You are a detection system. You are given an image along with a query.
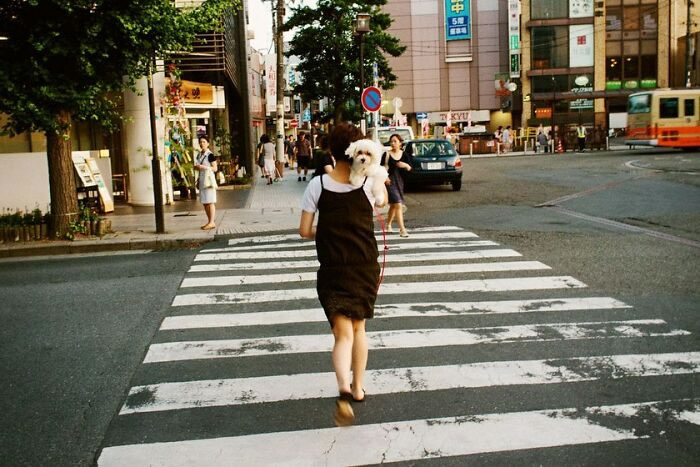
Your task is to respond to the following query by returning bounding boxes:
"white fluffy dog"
[345,139,388,206]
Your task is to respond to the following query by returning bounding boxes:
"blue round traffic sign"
[361,86,382,112]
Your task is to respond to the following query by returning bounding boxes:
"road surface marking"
[144,319,687,363]
[161,297,631,330]
[202,240,499,256]
[122,352,700,413]
[190,249,523,270]
[172,276,586,306]
[100,399,699,466]
[180,261,551,288]
[225,226,465,245]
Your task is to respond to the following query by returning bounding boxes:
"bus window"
[659,98,679,118]
[684,99,695,117]
[628,93,651,114]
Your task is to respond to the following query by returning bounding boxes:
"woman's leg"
[386,204,397,231]
[351,319,367,401]
[208,203,216,226]
[330,314,354,394]
[396,202,407,233]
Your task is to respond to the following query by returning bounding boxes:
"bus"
[626,88,700,149]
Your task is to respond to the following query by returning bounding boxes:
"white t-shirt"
[301,174,377,213]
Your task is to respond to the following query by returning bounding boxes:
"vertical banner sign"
[445,0,471,41]
[508,0,521,78]
[569,24,594,67]
[569,0,594,18]
[265,54,277,116]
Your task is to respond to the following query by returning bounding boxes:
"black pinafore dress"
[315,175,380,326]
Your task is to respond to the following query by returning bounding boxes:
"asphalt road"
[0,249,196,466]
[2,148,699,466]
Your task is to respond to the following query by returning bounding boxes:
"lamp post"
[356,12,370,132]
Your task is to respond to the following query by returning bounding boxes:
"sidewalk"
[0,170,309,258]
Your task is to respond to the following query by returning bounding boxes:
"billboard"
[569,24,594,68]
[445,0,471,41]
[265,54,277,116]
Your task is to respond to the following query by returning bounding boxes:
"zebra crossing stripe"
[161,297,631,330]
[121,352,700,414]
[99,399,699,466]
[143,319,688,363]
[225,226,465,246]
[172,276,586,306]
[189,249,523,271]
[180,261,552,288]
[214,232,482,252]
[202,240,499,256]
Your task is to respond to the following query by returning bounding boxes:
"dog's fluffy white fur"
[345,139,388,206]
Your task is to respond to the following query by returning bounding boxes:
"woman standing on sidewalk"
[382,133,411,237]
[260,134,276,185]
[299,123,388,427]
[195,136,217,230]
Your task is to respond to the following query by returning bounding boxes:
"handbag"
[203,169,217,189]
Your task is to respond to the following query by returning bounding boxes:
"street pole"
[275,0,285,163]
[686,0,694,87]
[360,35,365,134]
[147,57,165,233]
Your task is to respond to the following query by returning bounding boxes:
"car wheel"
[451,178,462,191]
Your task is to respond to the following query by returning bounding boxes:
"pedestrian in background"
[382,133,412,237]
[296,132,312,181]
[274,135,285,181]
[299,123,388,427]
[502,125,512,153]
[285,135,295,168]
[577,124,587,152]
[260,134,276,185]
[195,136,217,230]
[537,125,549,153]
[495,126,503,154]
[311,134,334,178]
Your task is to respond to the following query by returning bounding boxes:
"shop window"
[640,55,657,79]
[641,39,656,55]
[624,56,639,78]
[531,0,567,19]
[532,26,568,69]
[531,75,569,93]
[685,99,695,117]
[607,41,622,56]
[660,98,679,119]
[606,8,622,40]
[607,57,623,80]
[641,6,657,38]
[623,41,639,55]
[623,7,640,30]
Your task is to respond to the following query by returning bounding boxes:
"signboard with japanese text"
[180,80,213,104]
[445,0,471,41]
[265,54,277,116]
[569,0,593,18]
[427,109,490,124]
[569,24,594,67]
[508,0,521,78]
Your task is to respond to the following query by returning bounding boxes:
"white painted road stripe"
[214,232,482,252]
[161,297,631,330]
[172,276,586,306]
[180,261,551,288]
[144,319,688,363]
[201,240,499,257]
[100,400,698,466]
[225,226,466,245]
[189,249,523,270]
[121,352,700,414]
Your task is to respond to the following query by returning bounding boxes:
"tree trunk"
[46,111,79,238]
[333,104,344,126]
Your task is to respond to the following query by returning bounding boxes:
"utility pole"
[147,57,165,233]
[275,0,285,163]
[686,0,694,88]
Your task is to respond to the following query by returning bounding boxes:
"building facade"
[383,0,511,133]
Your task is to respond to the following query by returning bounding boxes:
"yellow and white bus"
[626,88,700,149]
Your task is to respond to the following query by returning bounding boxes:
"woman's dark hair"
[317,134,329,150]
[199,136,209,143]
[260,134,270,144]
[329,123,363,161]
[389,133,403,143]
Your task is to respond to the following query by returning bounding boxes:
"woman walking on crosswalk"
[299,123,388,426]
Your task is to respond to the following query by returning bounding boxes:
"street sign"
[361,86,382,113]
[289,119,299,128]
[416,112,428,120]
[302,107,311,122]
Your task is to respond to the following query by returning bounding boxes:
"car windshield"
[378,129,412,145]
[410,141,456,157]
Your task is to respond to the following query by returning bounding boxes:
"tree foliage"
[285,0,405,123]
[0,0,238,136]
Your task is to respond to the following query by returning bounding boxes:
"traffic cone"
[556,139,563,154]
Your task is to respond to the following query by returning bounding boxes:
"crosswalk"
[98,225,699,465]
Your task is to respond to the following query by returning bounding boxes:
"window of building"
[640,55,657,79]
[606,2,657,87]
[532,26,568,69]
[531,75,570,93]
[531,0,568,20]
[660,98,679,118]
[685,99,696,117]
[607,57,623,80]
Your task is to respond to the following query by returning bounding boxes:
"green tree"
[0,0,237,236]
[285,0,405,125]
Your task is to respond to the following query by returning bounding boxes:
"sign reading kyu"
[181,80,213,104]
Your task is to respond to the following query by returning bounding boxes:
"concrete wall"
[0,152,111,213]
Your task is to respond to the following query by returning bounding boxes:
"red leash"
[374,208,388,293]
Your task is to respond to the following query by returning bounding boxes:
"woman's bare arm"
[299,210,316,239]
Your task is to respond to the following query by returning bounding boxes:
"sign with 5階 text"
[445,0,471,41]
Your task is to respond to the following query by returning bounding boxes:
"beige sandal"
[334,393,355,427]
